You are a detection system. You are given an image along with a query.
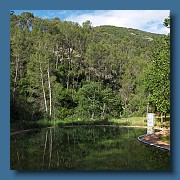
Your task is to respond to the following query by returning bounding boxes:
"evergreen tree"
[10,12,169,125]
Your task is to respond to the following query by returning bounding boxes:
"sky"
[13,10,170,34]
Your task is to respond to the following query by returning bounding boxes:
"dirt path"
[139,129,170,150]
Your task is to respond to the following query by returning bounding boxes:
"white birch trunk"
[101,103,106,120]
[39,56,48,113]
[47,61,52,118]
[55,54,59,69]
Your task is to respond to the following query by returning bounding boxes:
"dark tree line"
[10,12,170,123]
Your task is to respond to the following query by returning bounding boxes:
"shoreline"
[11,125,171,151]
[138,129,170,150]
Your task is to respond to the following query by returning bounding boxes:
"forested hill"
[95,25,162,40]
[10,12,170,123]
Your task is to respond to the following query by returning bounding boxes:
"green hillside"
[10,12,170,129]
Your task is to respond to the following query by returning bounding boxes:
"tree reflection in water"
[10,126,170,170]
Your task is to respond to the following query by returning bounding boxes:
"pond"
[10,126,171,170]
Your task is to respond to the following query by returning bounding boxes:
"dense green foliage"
[143,16,170,120]
[10,12,170,124]
[145,35,170,113]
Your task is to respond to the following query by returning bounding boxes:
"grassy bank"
[11,118,113,133]
[109,117,146,126]
[110,116,170,128]
[11,116,170,133]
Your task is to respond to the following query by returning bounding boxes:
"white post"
[147,113,155,127]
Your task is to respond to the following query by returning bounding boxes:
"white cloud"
[65,10,170,34]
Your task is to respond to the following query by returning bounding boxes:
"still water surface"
[11,126,170,170]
